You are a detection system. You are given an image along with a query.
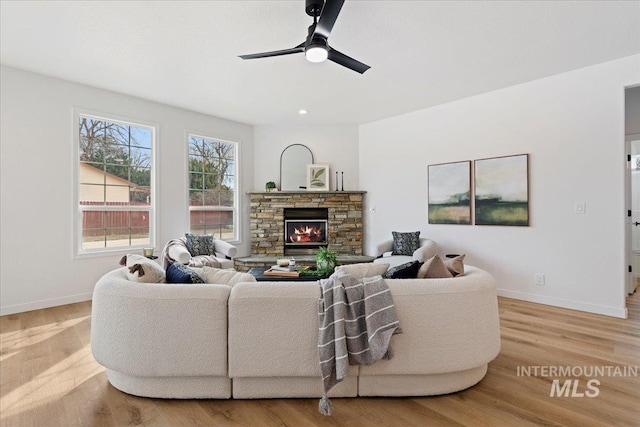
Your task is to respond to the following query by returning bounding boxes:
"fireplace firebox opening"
[283,208,329,255]
[286,220,327,244]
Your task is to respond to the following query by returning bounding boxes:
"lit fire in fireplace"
[288,225,325,243]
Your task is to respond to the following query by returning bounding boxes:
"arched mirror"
[280,144,313,190]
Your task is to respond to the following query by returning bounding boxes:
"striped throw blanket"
[317,271,401,415]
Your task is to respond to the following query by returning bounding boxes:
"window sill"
[74,245,150,260]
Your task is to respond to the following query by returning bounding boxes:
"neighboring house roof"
[79,162,136,187]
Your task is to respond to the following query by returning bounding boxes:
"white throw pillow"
[335,262,390,280]
[195,266,256,286]
[168,244,192,264]
[120,254,165,283]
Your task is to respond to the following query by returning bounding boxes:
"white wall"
[0,66,254,315]
[360,54,640,318]
[253,125,359,191]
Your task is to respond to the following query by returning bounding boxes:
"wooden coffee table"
[247,267,328,282]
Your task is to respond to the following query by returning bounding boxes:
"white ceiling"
[1,1,639,126]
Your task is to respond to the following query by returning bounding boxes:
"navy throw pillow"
[166,262,204,284]
[384,260,422,279]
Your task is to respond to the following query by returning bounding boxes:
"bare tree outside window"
[188,135,237,240]
[78,115,154,251]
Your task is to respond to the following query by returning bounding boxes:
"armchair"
[373,238,438,268]
[163,236,237,269]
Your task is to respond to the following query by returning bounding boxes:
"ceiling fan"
[239,0,370,74]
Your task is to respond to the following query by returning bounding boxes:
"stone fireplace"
[248,191,365,257]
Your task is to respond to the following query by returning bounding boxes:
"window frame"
[186,131,240,244]
[73,108,158,258]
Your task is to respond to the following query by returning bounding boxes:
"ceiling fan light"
[305,45,328,63]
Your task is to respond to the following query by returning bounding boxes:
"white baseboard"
[0,293,93,316]
[497,289,628,319]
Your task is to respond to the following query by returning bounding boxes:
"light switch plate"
[575,202,586,214]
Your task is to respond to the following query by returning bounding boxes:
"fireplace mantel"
[247,190,367,195]
[247,191,366,257]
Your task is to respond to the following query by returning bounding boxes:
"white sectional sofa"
[91,265,501,399]
[163,236,237,269]
[373,238,438,268]
[91,268,232,398]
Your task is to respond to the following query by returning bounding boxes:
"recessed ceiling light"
[298,109,308,115]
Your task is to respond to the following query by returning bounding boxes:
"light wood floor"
[1,293,638,426]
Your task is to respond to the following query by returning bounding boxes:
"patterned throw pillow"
[185,233,215,256]
[384,260,422,279]
[391,231,421,256]
[166,262,205,284]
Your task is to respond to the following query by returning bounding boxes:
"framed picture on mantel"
[306,164,330,191]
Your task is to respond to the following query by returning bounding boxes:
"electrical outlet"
[575,202,586,214]
[535,274,545,286]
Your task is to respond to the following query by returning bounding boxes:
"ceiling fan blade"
[328,48,370,74]
[314,0,345,39]
[239,44,305,60]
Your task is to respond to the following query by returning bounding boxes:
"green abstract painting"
[428,161,471,225]
[475,154,529,226]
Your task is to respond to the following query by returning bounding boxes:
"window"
[76,114,155,253]
[188,134,238,241]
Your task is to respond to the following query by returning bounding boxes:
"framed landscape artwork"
[306,164,330,191]
[474,154,529,226]
[428,161,471,224]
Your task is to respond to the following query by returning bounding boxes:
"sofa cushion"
[445,254,466,277]
[335,262,389,279]
[166,262,205,284]
[119,254,165,283]
[373,255,413,269]
[194,266,256,286]
[189,255,224,269]
[417,255,453,279]
[185,233,215,256]
[384,261,421,279]
[392,231,420,256]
